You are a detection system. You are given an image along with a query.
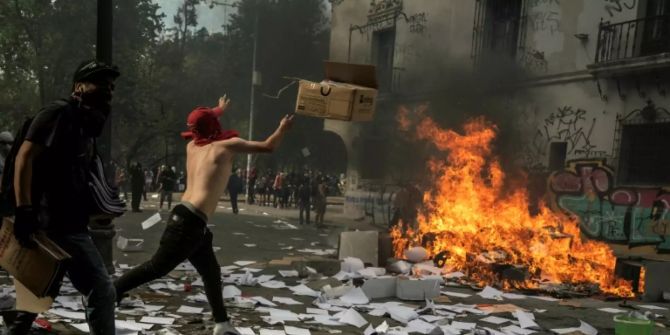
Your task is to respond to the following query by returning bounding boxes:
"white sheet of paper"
[289,284,319,297]
[241,267,264,273]
[142,304,164,312]
[244,244,257,248]
[272,296,303,305]
[338,308,368,328]
[500,325,536,335]
[252,296,277,307]
[406,319,438,334]
[284,326,310,335]
[306,308,329,315]
[48,308,86,320]
[551,320,598,335]
[376,321,389,333]
[278,270,299,277]
[386,304,419,324]
[141,213,162,230]
[259,330,286,335]
[221,265,240,273]
[223,285,242,299]
[116,320,154,331]
[234,260,257,266]
[236,327,256,335]
[478,286,504,300]
[55,296,84,311]
[139,316,174,325]
[339,287,370,305]
[598,307,626,314]
[503,293,527,300]
[420,315,445,323]
[441,290,472,298]
[177,305,204,314]
[513,311,539,329]
[261,281,287,289]
[481,315,512,325]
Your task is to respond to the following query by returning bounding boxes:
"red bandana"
[180,106,239,146]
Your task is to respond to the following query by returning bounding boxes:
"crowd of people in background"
[106,160,342,227]
[234,168,342,226]
[111,162,185,212]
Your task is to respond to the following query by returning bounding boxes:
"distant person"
[273,172,283,208]
[247,168,257,204]
[314,176,327,226]
[227,169,243,214]
[143,168,154,200]
[298,175,311,225]
[0,131,14,181]
[130,162,144,212]
[115,165,128,199]
[115,95,294,335]
[157,165,176,210]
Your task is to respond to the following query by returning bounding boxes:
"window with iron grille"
[472,0,525,64]
[641,0,670,56]
[617,122,670,185]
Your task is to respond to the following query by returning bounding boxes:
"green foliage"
[0,0,331,172]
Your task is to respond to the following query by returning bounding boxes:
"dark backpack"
[0,117,35,217]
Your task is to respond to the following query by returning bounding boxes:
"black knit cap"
[72,59,120,83]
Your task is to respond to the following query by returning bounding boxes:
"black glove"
[13,205,40,248]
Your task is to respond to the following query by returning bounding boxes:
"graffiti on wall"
[521,106,606,167]
[520,49,549,73]
[603,0,637,17]
[528,10,561,35]
[549,159,670,253]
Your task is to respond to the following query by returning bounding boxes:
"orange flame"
[393,107,632,297]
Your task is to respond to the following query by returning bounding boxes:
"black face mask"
[81,107,109,138]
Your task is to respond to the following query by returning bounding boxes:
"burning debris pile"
[393,107,633,297]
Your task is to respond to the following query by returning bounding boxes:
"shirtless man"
[114,96,294,335]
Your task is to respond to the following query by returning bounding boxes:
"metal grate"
[595,14,670,63]
[617,122,670,185]
[471,0,525,65]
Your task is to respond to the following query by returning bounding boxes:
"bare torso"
[181,140,234,218]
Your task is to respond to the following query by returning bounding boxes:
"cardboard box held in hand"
[295,61,378,122]
[0,217,70,298]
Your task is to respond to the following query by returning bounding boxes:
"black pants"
[299,199,310,224]
[114,205,228,322]
[230,192,239,213]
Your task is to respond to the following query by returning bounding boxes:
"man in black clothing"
[9,60,119,335]
[227,169,243,214]
[158,165,176,210]
[130,162,144,212]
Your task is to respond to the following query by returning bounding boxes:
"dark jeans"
[114,204,228,322]
[230,192,239,214]
[8,233,116,335]
[299,199,310,224]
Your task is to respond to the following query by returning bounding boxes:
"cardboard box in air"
[295,61,378,122]
[0,218,70,298]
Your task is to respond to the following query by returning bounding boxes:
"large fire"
[392,106,633,297]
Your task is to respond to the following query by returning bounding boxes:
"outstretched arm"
[226,114,294,154]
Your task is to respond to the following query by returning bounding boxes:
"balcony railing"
[596,14,670,64]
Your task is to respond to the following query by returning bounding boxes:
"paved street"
[1,194,670,334]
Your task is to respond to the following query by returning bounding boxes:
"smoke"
[393,53,534,184]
